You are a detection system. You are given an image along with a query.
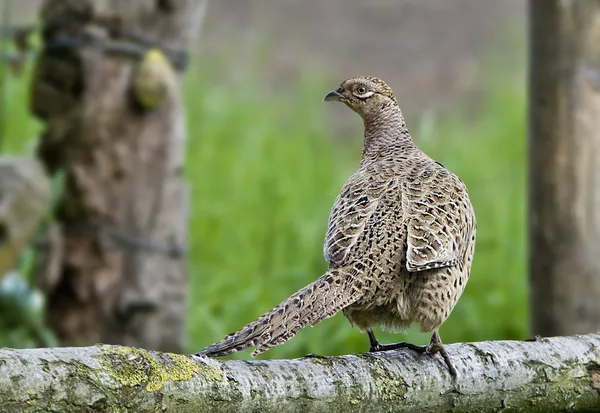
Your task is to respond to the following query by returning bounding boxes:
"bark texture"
[29,0,206,351]
[0,335,599,412]
[0,156,51,277]
[529,0,600,335]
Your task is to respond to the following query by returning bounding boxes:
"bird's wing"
[323,172,386,266]
[402,164,475,272]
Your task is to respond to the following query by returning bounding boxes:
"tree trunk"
[0,156,51,277]
[529,0,600,335]
[0,335,599,412]
[29,0,206,352]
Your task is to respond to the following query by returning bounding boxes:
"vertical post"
[529,0,600,336]
[31,0,206,351]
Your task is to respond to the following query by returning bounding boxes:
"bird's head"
[323,76,398,118]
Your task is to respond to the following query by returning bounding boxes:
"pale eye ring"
[357,86,367,94]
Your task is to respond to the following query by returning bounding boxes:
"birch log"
[0,334,599,412]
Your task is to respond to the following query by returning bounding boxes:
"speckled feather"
[197,76,476,358]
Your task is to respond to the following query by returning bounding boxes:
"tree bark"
[0,335,599,412]
[29,0,206,352]
[529,0,600,335]
[0,156,51,278]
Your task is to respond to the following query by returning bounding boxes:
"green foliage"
[0,64,41,154]
[0,57,526,358]
[0,271,57,347]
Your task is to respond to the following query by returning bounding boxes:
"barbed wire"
[0,23,36,81]
[0,50,35,63]
[0,22,189,71]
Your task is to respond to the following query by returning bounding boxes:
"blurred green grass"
[0,57,526,358]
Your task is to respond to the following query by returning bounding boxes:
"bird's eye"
[352,85,374,99]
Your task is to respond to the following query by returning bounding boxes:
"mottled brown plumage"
[196,76,477,376]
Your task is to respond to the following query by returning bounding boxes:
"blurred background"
[0,0,526,359]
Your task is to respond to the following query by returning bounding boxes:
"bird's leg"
[367,329,457,377]
[368,329,381,351]
[425,330,457,377]
[367,328,427,353]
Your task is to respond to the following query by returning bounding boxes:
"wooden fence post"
[529,0,600,335]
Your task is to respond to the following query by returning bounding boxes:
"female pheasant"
[196,76,477,376]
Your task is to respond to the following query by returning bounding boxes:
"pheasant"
[196,76,477,376]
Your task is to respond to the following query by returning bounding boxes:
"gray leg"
[367,329,380,351]
[425,330,457,377]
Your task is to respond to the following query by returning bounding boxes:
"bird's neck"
[361,105,416,161]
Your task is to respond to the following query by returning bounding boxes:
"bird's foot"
[525,335,545,342]
[367,329,426,353]
[369,341,427,354]
[368,335,457,377]
[302,352,325,359]
[425,342,457,377]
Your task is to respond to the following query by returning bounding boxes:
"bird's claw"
[302,352,325,359]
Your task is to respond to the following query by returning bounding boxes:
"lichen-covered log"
[0,334,599,412]
[29,0,207,352]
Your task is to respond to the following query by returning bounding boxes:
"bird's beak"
[323,89,344,102]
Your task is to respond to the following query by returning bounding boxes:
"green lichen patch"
[8,373,23,388]
[304,355,336,367]
[194,359,224,383]
[369,358,408,402]
[97,345,223,393]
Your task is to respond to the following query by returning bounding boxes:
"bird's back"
[324,152,476,333]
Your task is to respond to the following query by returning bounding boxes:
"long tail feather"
[196,267,361,357]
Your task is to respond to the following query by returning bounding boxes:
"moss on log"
[0,334,599,412]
